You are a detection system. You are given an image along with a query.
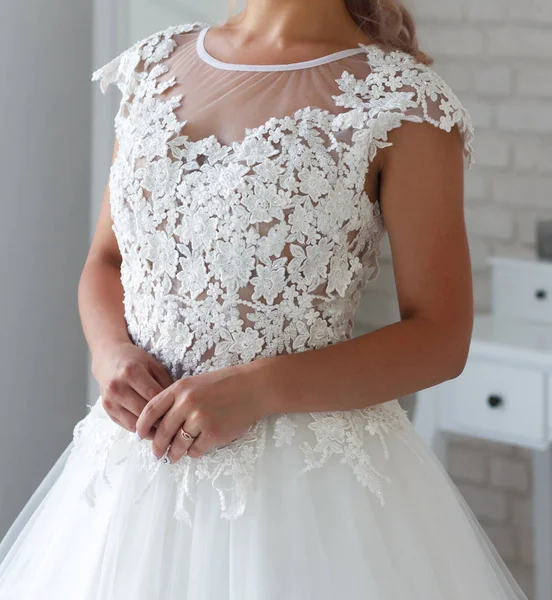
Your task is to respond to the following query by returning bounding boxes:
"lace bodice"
[78,22,475,523]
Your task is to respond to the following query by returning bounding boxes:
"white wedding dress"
[0,21,529,600]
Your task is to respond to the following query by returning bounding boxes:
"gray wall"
[0,1,93,536]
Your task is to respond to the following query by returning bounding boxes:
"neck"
[225,0,366,48]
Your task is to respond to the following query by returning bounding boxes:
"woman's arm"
[254,120,474,415]
[79,138,174,434]
[78,139,129,360]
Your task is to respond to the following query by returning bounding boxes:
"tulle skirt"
[0,395,528,600]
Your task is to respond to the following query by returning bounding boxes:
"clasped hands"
[136,361,271,462]
[94,342,273,463]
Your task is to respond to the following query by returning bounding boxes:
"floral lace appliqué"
[83,23,473,523]
[72,397,420,525]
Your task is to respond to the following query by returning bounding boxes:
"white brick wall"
[354,1,552,597]
[473,65,512,95]
[449,435,535,599]
[488,27,552,59]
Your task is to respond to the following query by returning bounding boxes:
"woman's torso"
[106,23,388,380]
[83,21,474,521]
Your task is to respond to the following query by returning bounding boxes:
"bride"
[0,0,530,598]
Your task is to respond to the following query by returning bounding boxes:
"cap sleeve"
[402,66,475,168]
[91,47,135,97]
[333,47,475,169]
[91,22,206,98]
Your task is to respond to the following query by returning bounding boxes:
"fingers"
[135,385,176,443]
[126,364,167,438]
[120,386,149,417]
[102,377,150,432]
[102,359,170,432]
[129,363,167,403]
[166,421,200,463]
[147,360,174,390]
[125,362,173,438]
[140,416,163,441]
[102,383,139,431]
[185,432,209,459]
[107,406,138,433]
[149,401,190,459]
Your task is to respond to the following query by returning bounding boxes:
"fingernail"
[134,432,142,441]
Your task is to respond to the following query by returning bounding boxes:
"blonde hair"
[345,0,432,64]
[226,0,432,65]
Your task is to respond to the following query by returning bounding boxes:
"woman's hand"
[134,360,270,462]
[92,341,174,436]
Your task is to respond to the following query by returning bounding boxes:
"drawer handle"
[535,288,548,300]
[487,394,503,408]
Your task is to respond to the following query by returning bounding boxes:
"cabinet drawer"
[491,256,552,323]
[439,358,546,447]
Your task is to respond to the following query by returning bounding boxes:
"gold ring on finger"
[180,426,194,441]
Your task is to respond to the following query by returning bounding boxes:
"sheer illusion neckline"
[195,25,367,72]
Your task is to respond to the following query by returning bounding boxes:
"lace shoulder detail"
[91,22,206,96]
[333,45,475,168]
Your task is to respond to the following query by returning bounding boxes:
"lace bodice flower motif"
[76,22,474,523]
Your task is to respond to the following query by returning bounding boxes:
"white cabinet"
[439,357,547,448]
[491,256,552,324]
